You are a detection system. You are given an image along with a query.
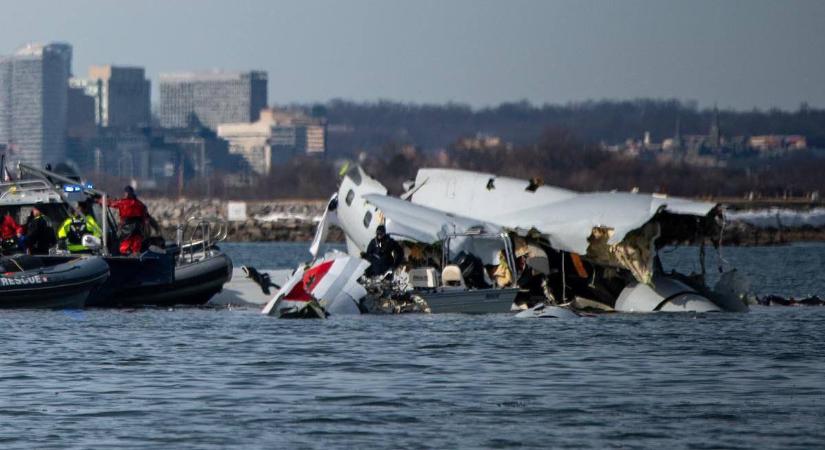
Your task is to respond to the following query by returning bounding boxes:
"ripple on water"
[0,243,824,449]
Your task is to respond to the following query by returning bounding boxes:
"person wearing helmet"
[57,202,103,253]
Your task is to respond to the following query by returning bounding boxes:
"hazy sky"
[1,0,823,110]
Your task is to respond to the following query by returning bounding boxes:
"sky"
[0,0,823,110]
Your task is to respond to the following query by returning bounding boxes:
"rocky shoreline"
[143,198,825,245]
[144,198,341,243]
[720,221,825,246]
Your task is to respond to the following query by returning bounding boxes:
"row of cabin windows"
[346,188,373,229]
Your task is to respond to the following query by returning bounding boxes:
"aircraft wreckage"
[262,166,748,318]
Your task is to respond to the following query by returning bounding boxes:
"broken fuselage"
[266,165,747,317]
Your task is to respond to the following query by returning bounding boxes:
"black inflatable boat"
[85,246,233,307]
[1,164,233,308]
[0,255,110,309]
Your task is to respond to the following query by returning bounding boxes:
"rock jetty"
[144,198,343,242]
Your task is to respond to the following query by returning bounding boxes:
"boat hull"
[419,287,519,314]
[0,256,110,309]
[87,251,233,307]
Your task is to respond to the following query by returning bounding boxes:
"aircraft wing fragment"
[362,193,502,244]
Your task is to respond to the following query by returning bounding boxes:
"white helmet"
[82,234,102,249]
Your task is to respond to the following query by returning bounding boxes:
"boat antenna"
[0,154,9,181]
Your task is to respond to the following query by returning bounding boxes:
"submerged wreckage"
[263,166,748,318]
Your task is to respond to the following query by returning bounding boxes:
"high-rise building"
[70,65,151,129]
[0,57,11,147]
[0,43,72,168]
[66,85,96,136]
[217,108,326,175]
[159,71,267,130]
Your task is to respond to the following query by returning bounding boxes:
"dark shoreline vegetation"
[85,99,825,200]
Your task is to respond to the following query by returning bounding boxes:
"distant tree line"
[357,128,825,198]
[312,98,825,156]
[126,131,825,200]
[125,99,825,200]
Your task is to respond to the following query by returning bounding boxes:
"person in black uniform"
[24,206,56,255]
[362,225,404,276]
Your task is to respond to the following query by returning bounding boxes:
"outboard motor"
[454,251,490,289]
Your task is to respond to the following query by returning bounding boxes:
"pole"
[101,193,109,256]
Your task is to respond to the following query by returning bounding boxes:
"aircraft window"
[346,189,355,206]
[363,211,372,228]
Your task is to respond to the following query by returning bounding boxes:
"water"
[658,242,825,298]
[1,243,824,449]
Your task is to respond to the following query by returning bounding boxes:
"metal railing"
[176,215,228,264]
[0,179,64,203]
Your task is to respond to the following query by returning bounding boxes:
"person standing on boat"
[23,206,56,255]
[362,224,404,276]
[0,211,23,253]
[58,202,103,253]
[109,186,160,256]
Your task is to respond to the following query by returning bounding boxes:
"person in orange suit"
[108,186,159,256]
[0,210,23,253]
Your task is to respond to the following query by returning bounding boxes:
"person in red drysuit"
[108,186,159,256]
[0,210,23,253]
[1,211,20,240]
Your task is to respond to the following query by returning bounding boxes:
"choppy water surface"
[1,243,824,449]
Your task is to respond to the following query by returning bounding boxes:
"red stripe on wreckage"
[283,260,336,302]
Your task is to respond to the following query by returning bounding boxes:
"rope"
[7,258,23,272]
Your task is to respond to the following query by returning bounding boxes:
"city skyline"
[0,42,71,168]
[0,0,823,111]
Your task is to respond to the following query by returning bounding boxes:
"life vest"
[66,217,87,244]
